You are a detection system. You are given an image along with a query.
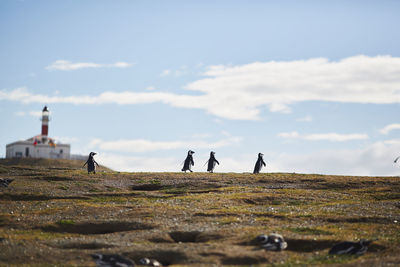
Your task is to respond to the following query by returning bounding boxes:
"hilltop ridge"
[0,158,112,171]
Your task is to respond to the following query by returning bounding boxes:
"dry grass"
[0,158,399,266]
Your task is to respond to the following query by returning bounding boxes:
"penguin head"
[89,152,97,157]
[268,233,284,244]
[210,151,215,156]
[360,239,374,246]
[188,150,195,155]
[258,153,264,157]
[139,258,150,265]
[256,234,268,244]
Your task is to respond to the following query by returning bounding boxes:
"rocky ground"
[0,158,399,266]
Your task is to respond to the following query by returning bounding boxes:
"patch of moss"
[0,166,8,173]
[56,219,75,225]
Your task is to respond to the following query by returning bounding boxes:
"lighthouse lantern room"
[6,106,70,159]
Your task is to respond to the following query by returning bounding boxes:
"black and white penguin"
[253,153,266,174]
[206,151,220,173]
[83,152,99,174]
[181,150,195,172]
[256,233,288,251]
[394,156,399,163]
[91,253,135,267]
[138,258,162,266]
[0,178,14,188]
[329,239,374,255]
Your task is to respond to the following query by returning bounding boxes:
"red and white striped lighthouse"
[41,106,50,136]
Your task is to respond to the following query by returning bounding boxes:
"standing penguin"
[83,152,99,174]
[206,151,220,173]
[253,153,266,174]
[182,150,195,172]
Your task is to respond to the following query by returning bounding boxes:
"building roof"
[6,135,70,147]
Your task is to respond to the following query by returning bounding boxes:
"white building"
[6,106,70,159]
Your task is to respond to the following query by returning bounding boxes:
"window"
[15,152,22,157]
[25,147,29,157]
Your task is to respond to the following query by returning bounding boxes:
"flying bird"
[91,253,135,267]
[0,178,14,188]
[256,233,288,251]
[329,239,375,255]
[83,152,99,174]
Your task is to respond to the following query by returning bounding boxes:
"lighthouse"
[5,106,71,159]
[41,106,50,137]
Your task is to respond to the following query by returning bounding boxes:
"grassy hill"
[0,159,399,266]
[0,158,112,171]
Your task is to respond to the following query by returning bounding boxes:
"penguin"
[253,153,266,174]
[256,233,288,251]
[329,239,375,255]
[394,156,400,163]
[206,151,220,173]
[91,253,135,267]
[181,150,195,172]
[0,178,14,188]
[83,152,99,174]
[138,258,162,266]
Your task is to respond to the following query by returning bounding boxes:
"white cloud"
[14,110,42,117]
[185,55,400,119]
[96,153,179,172]
[278,131,300,139]
[29,111,42,117]
[379,123,400,134]
[278,131,369,142]
[46,60,133,71]
[3,55,400,120]
[88,136,242,153]
[296,115,313,122]
[112,62,132,68]
[160,69,171,76]
[93,140,400,175]
[160,66,191,77]
[273,140,400,176]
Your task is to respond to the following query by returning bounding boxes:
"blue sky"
[1,0,400,175]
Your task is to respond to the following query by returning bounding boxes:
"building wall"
[6,142,70,159]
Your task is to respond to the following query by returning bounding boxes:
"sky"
[1,0,400,175]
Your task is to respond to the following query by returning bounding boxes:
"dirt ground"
[0,158,399,266]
